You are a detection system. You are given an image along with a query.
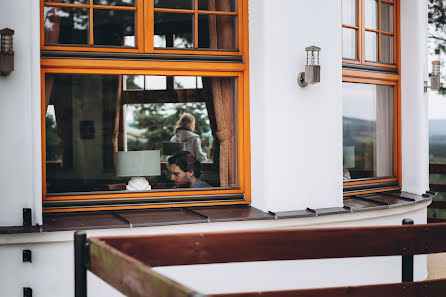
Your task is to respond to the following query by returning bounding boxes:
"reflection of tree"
[127,103,211,158]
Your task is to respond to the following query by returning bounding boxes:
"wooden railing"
[75,220,446,297]
[429,163,446,222]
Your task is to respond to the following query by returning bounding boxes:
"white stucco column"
[400,0,430,195]
[249,0,343,212]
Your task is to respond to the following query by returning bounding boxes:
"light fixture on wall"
[425,60,441,93]
[0,28,14,76]
[298,46,321,87]
[116,150,161,191]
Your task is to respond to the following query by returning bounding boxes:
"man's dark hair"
[167,151,201,178]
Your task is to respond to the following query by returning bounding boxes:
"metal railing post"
[402,219,414,282]
[75,231,88,297]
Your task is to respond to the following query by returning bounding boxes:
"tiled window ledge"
[0,191,435,234]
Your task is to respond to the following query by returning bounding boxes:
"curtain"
[375,85,394,177]
[103,76,123,169]
[44,0,62,112]
[208,0,236,187]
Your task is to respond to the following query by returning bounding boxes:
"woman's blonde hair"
[174,113,195,135]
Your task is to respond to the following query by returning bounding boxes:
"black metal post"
[74,231,88,297]
[23,208,32,228]
[402,218,414,282]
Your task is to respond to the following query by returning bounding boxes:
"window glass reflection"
[365,0,378,29]
[342,0,357,27]
[154,13,193,48]
[45,74,238,194]
[343,83,394,180]
[198,15,236,49]
[381,34,394,64]
[93,9,136,46]
[381,3,394,32]
[44,7,89,45]
[45,0,88,3]
[343,28,357,60]
[198,0,235,12]
[93,0,136,6]
[365,31,378,62]
[154,0,193,9]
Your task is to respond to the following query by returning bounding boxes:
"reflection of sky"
[343,83,376,121]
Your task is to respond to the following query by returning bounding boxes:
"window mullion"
[360,0,365,64]
[194,0,198,48]
[89,0,94,46]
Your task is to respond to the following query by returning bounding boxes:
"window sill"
[0,191,435,234]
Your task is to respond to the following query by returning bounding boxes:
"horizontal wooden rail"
[210,278,446,297]
[430,163,446,174]
[430,183,446,192]
[77,222,446,297]
[96,222,446,267]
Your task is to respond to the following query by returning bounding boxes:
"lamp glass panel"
[381,34,394,64]
[45,74,238,194]
[342,0,357,27]
[343,82,394,180]
[44,7,89,45]
[154,12,193,48]
[198,14,237,49]
[93,9,136,46]
[381,3,394,32]
[365,0,378,30]
[198,0,236,12]
[342,28,357,60]
[365,31,378,62]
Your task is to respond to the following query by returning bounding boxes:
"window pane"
[154,13,194,48]
[343,83,394,180]
[198,0,236,12]
[342,0,357,26]
[381,3,394,32]
[365,0,378,30]
[93,10,136,46]
[45,0,88,4]
[365,31,378,62]
[93,0,136,6]
[381,34,394,64]
[44,7,89,45]
[174,76,197,89]
[45,74,238,194]
[123,75,144,91]
[145,76,167,90]
[342,28,357,60]
[198,15,236,49]
[154,0,193,10]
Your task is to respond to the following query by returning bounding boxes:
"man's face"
[169,164,194,188]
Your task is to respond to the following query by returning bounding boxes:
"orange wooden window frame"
[41,0,145,53]
[342,0,399,68]
[342,70,401,194]
[40,0,247,56]
[41,59,251,211]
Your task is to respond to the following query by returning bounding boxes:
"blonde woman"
[170,113,208,162]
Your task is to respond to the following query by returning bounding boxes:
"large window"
[342,0,398,67]
[41,0,250,210]
[342,0,400,195]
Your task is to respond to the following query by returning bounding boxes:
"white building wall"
[0,0,42,226]
[249,0,343,212]
[400,0,430,195]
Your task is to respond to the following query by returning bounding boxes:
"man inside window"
[167,151,211,188]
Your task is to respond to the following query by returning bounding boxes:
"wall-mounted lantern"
[0,28,14,76]
[425,60,441,93]
[298,46,321,88]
